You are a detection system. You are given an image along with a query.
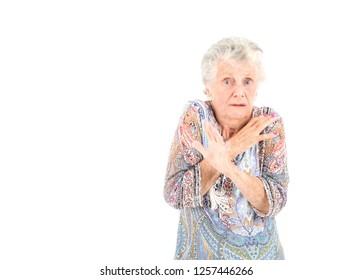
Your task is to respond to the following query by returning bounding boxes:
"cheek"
[248,93,256,101]
[209,87,223,100]
[247,87,257,99]
[215,94,228,105]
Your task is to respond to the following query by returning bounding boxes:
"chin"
[229,110,250,119]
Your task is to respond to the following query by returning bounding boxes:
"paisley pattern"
[164,100,289,260]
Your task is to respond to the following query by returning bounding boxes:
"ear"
[204,87,212,100]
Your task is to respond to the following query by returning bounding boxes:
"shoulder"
[183,99,211,113]
[252,106,281,118]
[180,99,212,121]
[253,106,285,133]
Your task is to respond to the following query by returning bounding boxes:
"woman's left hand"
[192,116,277,176]
[192,120,234,176]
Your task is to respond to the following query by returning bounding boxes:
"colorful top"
[164,100,289,260]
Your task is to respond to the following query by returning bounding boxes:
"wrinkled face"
[206,60,258,123]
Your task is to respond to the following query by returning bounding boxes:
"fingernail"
[273,131,279,135]
[271,113,276,118]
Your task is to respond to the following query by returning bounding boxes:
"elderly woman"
[164,37,289,260]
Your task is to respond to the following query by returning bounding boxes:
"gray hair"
[201,37,265,86]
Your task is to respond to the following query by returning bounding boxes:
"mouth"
[229,103,246,107]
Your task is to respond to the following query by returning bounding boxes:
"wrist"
[223,160,239,179]
[200,159,219,176]
[200,160,222,196]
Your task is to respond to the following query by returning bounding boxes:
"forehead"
[216,60,256,77]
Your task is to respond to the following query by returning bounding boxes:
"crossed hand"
[192,115,279,176]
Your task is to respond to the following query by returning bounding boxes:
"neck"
[216,115,251,140]
[207,101,253,140]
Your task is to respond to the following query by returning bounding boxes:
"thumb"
[192,140,208,157]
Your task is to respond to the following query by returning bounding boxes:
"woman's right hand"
[192,115,278,176]
[227,114,279,160]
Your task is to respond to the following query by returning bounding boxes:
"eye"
[223,78,233,86]
[243,78,253,86]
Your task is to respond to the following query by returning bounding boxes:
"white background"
[1,1,352,279]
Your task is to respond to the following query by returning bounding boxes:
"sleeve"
[254,109,290,218]
[163,101,205,209]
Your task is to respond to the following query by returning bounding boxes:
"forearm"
[165,165,204,209]
[224,164,269,215]
[199,160,221,196]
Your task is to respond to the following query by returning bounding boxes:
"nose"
[232,83,245,97]
[232,90,245,97]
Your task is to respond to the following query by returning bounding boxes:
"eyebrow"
[220,71,254,77]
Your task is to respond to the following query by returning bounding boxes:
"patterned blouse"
[164,100,289,260]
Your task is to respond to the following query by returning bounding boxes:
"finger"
[243,116,269,134]
[254,115,280,133]
[203,121,216,143]
[203,120,222,143]
[201,120,212,141]
[245,116,260,128]
[257,131,279,142]
[192,140,208,157]
[208,123,224,143]
[224,141,234,154]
